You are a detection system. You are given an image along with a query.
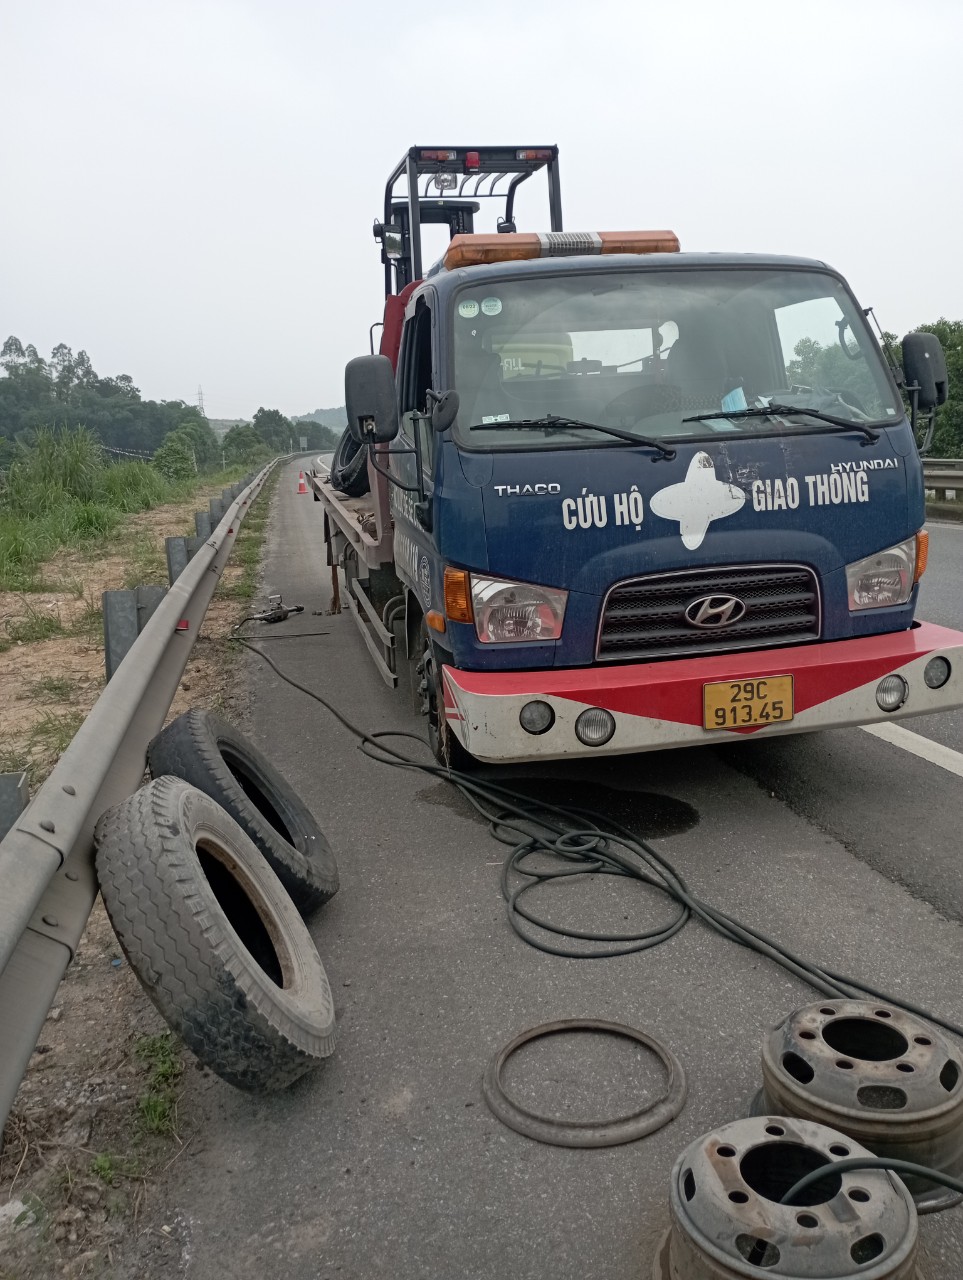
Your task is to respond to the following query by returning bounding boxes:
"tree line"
[786,319,963,456]
[0,337,342,479]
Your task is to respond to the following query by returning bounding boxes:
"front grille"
[596,565,820,662]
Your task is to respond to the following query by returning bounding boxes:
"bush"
[66,500,122,539]
[0,422,252,588]
[5,426,104,514]
[152,432,196,482]
[101,460,170,512]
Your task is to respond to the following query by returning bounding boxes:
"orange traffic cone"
[297,471,308,494]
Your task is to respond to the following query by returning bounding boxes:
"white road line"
[315,455,330,475]
[861,722,963,780]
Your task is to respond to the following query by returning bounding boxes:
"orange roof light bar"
[444,230,680,270]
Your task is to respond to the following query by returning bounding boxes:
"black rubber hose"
[235,636,963,1040]
[781,1157,963,1207]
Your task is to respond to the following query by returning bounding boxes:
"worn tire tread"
[95,778,336,1091]
[148,709,338,914]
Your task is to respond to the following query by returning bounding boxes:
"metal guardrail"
[0,463,275,1134]
[923,458,963,502]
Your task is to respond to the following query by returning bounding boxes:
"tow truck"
[311,144,963,765]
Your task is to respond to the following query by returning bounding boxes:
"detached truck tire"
[148,709,338,915]
[95,777,337,1091]
[329,427,370,497]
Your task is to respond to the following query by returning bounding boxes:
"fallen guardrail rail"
[0,462,275,1135]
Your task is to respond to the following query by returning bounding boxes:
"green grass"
[122,531,167,589]
[134,1032,183,1137]
[215,469,277,602]
[90,1153,116,1184]
[27,675,76,701]
[68,593,104,638]
[3,604,66,646]
[29,711,85,756]
[0,426,257,590]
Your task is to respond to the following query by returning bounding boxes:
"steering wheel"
[603,383,682,423]
[825,387,869,415]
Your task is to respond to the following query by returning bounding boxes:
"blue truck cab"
[313,146,963,765]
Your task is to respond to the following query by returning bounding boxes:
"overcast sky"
[3,0,961,421]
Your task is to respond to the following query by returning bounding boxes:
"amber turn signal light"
[444,568,473,623]
[915,530,929,583]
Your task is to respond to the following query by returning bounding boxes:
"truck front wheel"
[416,625,475,772]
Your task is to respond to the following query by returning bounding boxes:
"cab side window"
[400,300,434,473]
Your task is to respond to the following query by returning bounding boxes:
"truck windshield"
[452,268,903,449]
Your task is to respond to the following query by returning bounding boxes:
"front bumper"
[441,622,963,763]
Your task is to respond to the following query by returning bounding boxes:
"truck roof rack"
[373,146,562,297]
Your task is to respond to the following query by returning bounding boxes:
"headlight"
[845,537,917,611]
[471,574,568,644]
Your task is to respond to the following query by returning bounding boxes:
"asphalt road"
[160,464,963,1278]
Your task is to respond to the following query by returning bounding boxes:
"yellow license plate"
[703,675,794,731]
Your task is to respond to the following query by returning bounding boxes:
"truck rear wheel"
[416,624,475,772]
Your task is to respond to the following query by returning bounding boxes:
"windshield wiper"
[469,415,676,459]
[681,404,880,443]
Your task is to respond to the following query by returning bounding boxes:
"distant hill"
[294,406,347,430]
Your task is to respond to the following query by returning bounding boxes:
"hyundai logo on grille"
[684,594,747,629]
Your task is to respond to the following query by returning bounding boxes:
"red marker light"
[464,151,480,171]
[175,620,190,632]
[516,149,553,161]
[420,149,457,163]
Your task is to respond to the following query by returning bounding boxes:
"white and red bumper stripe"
[441,622,963,764]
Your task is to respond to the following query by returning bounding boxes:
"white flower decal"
[650,452,745,550]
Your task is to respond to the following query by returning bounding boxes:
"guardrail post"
[165,536,189,585]
[103,585,169,681]
[195,510,213,540]
[0,773,28,841]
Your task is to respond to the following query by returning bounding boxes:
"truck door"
[391,297,438,610]
[397,298,435,493]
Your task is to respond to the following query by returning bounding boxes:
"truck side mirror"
[428,389,460,433]
[902,333,948,410]
[345,355,399,443]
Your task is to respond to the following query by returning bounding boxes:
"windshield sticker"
[650,452,745,550]
[482,413,511,424]
[481,296,502,316]
[458,299,480,319]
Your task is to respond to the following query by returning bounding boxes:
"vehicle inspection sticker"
[458,299,480,319]
[481,296,503,316]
